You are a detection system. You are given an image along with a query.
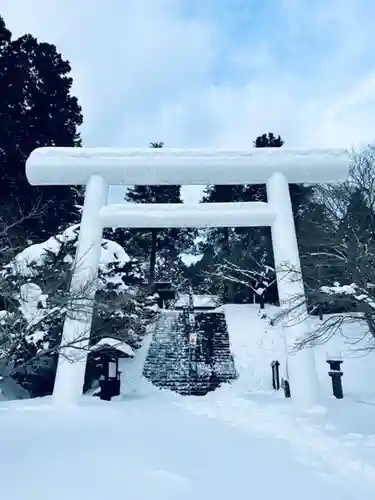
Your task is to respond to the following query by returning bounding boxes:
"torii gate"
[26,147,350,407]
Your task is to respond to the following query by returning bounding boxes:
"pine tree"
[0,226,157,396]
[110,142,195,286]
[253,134,334,306]
[338,188,375,285]
[0,16,11,49]
[200,185,244,301]
[248,132,312,214]
[199,133,285,303]
[244,132,285,202]
[254,132,284,148]
[0,16,83,245]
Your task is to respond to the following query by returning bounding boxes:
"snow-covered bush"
[0,225,157,396]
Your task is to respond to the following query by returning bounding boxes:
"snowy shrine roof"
[90,338,135,357]
[174,294,220,309]
[26,147,351,186]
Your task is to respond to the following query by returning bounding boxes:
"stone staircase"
[143,309,237,395]
[195,312,237,388]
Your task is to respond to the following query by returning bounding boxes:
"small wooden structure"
[86,338,134,400]
[153,281,176,309]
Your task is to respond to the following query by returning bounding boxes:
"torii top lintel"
[26,147,351,186]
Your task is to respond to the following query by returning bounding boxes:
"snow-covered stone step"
[143,310,236,395]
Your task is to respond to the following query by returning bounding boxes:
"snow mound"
[222,304,285,394]
[0,376,30,401]
[119,332,160,398]
[309,314,375,399]
[221,304,375,401]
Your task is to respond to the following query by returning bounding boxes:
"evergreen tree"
[244,132,285,202]
[254,132,284,148]
[337,188,375,285]
[197,132,327,304]
[0,226,156,396]
[250,133,331,305]
[0,16,83,245]
[200,186,245,301]
[247,132,312,215]
[199,133,285,303]
[109,142,195,286]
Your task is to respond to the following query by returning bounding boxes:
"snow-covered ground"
[1,304,375,499]
[222,303,375,399]
[1,391,375,500]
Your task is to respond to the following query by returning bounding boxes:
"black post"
[271,360,280,390]
[318,305,323,321]
[99,378,112,401]
[326,359,344,399]
[260,295,265,310]
[282,378,291,398]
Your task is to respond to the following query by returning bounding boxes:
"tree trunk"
[260,294,265,309]
[223,228,235,302]
[148,229,157,286]
[364,311,375,341]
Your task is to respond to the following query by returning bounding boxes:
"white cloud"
[1,0,216,145]
[2,0,375,203]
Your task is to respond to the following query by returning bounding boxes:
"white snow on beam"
[26,147,351,186]
[99,202,275,228]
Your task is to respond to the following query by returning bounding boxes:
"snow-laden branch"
[321,282,375,311]
[308,251,347,262]
[210,258,276,299]
[0,223,157,382]
[263,146,375,352]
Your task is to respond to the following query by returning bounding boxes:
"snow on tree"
[197,133,285,303]
[273,146,375,352]
[195,133,330,307]
[210,257,277,307]
[0,225,157,396]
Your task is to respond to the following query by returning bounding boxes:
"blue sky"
[2,0,375,202]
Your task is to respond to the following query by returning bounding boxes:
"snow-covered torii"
[26,147,350,407]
